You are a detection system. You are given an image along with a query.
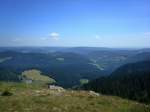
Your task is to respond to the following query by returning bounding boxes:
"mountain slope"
[86,50,137,73]
[83,61,150,103]
[125,52,150,63]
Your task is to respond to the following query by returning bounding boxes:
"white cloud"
[49,32,59,37]
[49,32,60,40]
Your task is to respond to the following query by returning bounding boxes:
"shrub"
[1,90,13,96]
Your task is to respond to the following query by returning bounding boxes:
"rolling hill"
[0,47,150,88]
[0,51,104,87]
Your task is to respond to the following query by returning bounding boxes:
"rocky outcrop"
[89,91,100,96]
[48,85,65,92]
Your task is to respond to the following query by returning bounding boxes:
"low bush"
[1,90,13,96]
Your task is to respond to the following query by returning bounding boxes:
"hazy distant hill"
[0,47,150,88]
[125,52,150,63]
[86,50,136,73]
[1,47,149,54]
[0,51,104,87]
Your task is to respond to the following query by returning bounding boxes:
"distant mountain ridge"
[0,47,149,54]
[0,47,150,88]
[0,51,104,87]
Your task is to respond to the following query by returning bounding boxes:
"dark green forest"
[83,61,150,103]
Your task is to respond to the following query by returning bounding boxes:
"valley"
[0,47,149,87]
[0,47,150,111]
[0,0,150,111]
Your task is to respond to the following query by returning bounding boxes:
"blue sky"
[0,0,150,47]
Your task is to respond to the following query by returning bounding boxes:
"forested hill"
[0,51,104,87]
[83,61,150,103]
[0,48,150,88]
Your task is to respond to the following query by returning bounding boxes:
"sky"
[0,0,150,47]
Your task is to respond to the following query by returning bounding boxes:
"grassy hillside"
[22,69,56,84]
[0,82,150,112]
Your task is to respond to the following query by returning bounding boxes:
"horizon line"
[0,46,150,49]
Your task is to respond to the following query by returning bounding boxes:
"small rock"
[48,85,65,92]
[89,91,99,96]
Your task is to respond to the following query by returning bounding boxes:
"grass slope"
[22,69,56,83]
[0,82,150,112]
